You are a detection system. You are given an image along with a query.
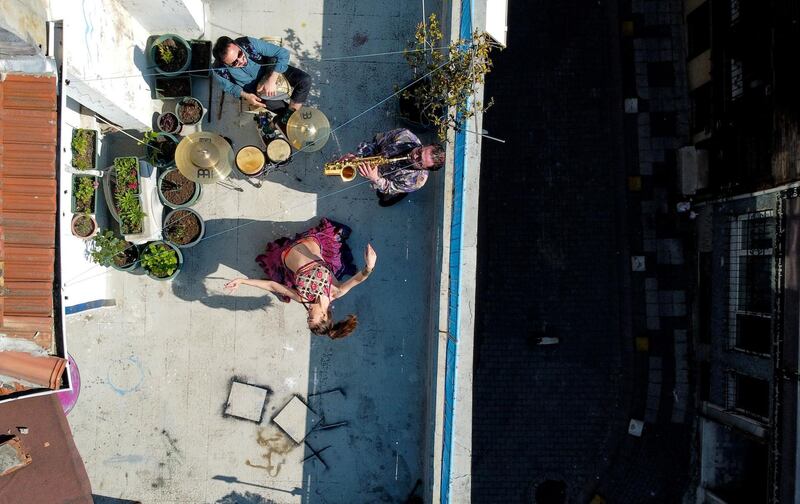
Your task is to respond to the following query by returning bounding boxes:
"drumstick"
[217,89,225,121]
[207,77,213,124]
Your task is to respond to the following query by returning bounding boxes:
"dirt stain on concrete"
[245,428,294,477]
[160,429,183,459]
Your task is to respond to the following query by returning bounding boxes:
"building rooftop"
[57,0,447,502]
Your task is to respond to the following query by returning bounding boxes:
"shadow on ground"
[171,217,319,310]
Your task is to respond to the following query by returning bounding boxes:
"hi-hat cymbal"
[286,107,330,152]
[175,132,234,183]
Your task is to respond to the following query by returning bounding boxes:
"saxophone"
[323,154,411,182]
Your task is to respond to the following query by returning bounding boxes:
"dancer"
[224,218,376,339]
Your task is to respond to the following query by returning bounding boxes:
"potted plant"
[154,76,192,100]
[150,34,191,76]
[89,229,140,271]
[189,39,212,76]
[70,128,98,170]
[71,175,99,214]
[163,208,205,248]
[156,111,182,134]
[141,131,179,168]
[111,157,145,235]
[141,241,183,281]
[400,13,498,141]
[175,96,204,125]
[113,156,141,194]
[158,168,201,209]
[71,213,97,239]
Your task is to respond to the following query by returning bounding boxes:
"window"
[729,372,769,419]
[728,212,774,354]
[730,58,743,101]
[691,83,712,135]
[687,3,711,59]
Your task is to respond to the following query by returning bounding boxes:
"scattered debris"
[0,437,32,477]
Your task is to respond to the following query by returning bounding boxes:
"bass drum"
[235,145,266,177]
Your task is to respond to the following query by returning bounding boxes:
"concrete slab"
[225,381,269,423]
[65,1,444,503]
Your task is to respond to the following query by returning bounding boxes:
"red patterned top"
[293,260,332,302]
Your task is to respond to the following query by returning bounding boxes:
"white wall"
[118,0,204,36]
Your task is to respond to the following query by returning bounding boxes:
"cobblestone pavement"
[473,0,693,502]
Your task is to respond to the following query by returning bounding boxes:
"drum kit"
[174,85,332,187]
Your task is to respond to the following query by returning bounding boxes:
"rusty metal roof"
[0,74,59,395]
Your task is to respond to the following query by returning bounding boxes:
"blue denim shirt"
[212,37,290,98]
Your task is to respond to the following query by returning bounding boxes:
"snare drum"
[266,138,292,165]
[235,145,266,177]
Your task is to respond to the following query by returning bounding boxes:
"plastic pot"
[141,241,183,281]
[149,34,191,77]
[157,168,201,209]
[111,242,140,272]
[175,96,205,126]
[163,208,205,249]
[146,132,179,169]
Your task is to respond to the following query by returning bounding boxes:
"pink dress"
[255,218,356,302]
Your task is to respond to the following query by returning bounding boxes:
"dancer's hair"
[309,312,358,339]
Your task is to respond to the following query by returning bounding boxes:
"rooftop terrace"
[52,0,458,502]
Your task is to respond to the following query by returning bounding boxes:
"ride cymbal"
[175,132,234,183]
[285,107,330,152]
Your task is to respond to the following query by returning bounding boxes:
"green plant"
[117,191,145,233]
[72,214,95,237]
[402,13,498,141]
[74,177,96,209]
[167,221,188,242]
[114,157,139,192]
[141,243,178,278]
[157,42,175,64]
[89,230,129,266]
[71,130,95,170]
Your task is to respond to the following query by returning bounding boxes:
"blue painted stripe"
[65,299,116,315]
[441,1,472,502]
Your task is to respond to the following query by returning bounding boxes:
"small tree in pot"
[401,14,498,141]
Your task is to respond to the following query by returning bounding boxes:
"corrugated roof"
[0,73,59,395]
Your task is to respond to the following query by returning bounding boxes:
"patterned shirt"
[212,36,289,98]
[357,128,426,196]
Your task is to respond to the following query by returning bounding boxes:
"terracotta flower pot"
[71,214,98,240]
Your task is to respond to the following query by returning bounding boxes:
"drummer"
[212,35,311,122]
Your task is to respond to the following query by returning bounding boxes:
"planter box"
[112,157,141,195]
[154,76,192,99]
[70,174,99,215]
[70,128,98,170]
[108,157,145,236]
[189,39,211,77]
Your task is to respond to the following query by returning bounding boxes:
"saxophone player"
[341,128,446,207]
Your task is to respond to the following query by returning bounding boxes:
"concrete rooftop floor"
[65,1,441,502]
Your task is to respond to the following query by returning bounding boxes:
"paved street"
[474,0,631,501]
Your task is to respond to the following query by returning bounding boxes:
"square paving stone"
[225,381,269,423]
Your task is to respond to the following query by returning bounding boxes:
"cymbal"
[285,107,330,152]
[175,132,234,183]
